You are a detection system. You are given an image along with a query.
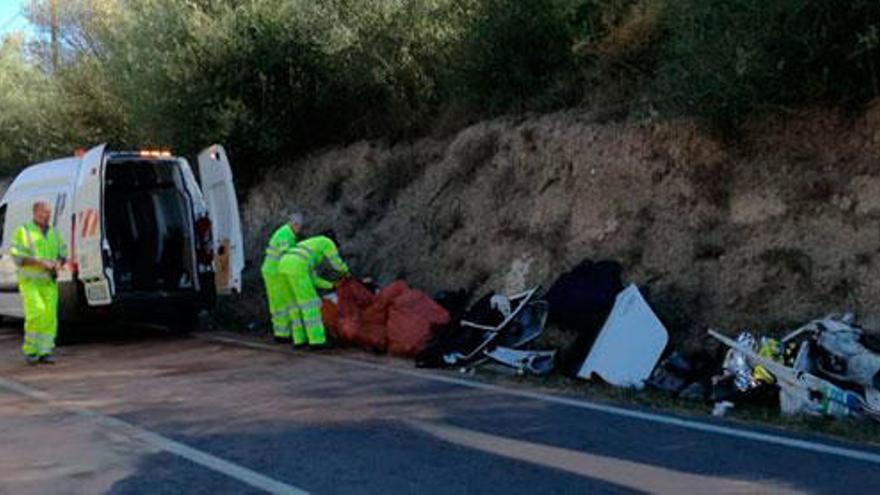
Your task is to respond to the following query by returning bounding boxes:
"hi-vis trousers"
[261,266,294,339]
[20,279,58,357]
[279,261,325,346]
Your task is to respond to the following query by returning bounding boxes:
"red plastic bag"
[337,279,375,345]
[354,281,406,352]
[333,279,449,356]
[386,286,450,357]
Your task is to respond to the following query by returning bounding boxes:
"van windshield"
[104,159,195,292]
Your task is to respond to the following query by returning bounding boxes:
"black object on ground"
[543,259,623,376]
[416,289,550,372]
[648,350,719,401]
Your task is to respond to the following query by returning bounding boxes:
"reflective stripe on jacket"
[10,221,67,282]
[288,236,349,276]
[261,224,298,273]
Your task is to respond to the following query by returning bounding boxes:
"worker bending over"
[278,233,349,349]
[261,213,303,342]
[10,201,67,364]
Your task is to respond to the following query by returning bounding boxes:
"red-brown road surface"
[1,323,879,494]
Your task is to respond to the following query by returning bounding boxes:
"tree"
[0,35,65,172]
[24,0,121,68]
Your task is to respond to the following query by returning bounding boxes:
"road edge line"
[0,376,308,495]
[199,333,880,466]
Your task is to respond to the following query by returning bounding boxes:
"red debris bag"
[386,284,450,357]
[332,279,449,356]
[337,279,375,345]
[355,282,407,352]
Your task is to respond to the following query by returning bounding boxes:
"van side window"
[0,204,6,249]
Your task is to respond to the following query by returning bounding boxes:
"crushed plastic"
[710,329,880,421]
[484,347,556,376]
[497,301,548,349]
[721,332,759,392]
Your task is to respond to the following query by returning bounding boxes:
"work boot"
[273,336,290,344]
[292,341,308,350]
[39,355,56,365]
[25,355,40,366]
[309,341,334,351]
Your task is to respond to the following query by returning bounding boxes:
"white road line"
[0,376,308,495]
[201,333,880,466]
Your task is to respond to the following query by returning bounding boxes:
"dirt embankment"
[241,105,880,345]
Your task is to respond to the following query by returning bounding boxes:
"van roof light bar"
[139,149,173,158]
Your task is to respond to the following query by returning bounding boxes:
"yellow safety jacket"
[261,224,297,275]
[283,236,349,289]
[10,221,67,282]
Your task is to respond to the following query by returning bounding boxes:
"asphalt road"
[1,323,879,495]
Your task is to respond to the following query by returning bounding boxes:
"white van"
[0,144,244,331]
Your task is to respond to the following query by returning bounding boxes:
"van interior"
[104,159,195,293]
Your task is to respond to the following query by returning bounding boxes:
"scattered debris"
[712,401,734,418]
[647,351,715,400]
[544,259,623,376]
[456,288,539,361]
[322,262,880,430]
[807,316,880,409]
[577,284,669,389]
[709,319,880,422]
[497,301,548,349]
[722,332,761,392]
[485,347,556,376]
[415,287,556,376]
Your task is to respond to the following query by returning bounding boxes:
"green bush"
[0,36,67,173]
[93,0,469,183]
[449,0,588,113]
[655,0,880,127]
[6,0,880,174]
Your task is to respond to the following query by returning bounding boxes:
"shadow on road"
[55,321,191,347]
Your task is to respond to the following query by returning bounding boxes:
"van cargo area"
[104,159,196,293]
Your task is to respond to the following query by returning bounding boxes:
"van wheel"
[169,311,200,334]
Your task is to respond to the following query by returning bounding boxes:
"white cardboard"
[577,284,668,388]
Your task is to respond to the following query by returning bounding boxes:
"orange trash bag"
[386,284,450,357]
[333,279,450,356]
[336,279,375,345]
[355,281,406,352]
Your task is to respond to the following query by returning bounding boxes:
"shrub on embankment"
[656,0,880,129]
[3,0,880,181]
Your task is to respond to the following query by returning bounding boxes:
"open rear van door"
[73,144,113,305]
[197,145,244,294]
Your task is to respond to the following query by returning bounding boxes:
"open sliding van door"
[73,144,113,305]
[197,145,244,294]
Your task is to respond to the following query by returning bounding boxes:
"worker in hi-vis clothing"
[261,213,303,343]
[278,233,350,349]
[10,201,67,365]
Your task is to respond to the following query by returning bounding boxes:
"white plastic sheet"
[577,284,668,388]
